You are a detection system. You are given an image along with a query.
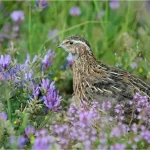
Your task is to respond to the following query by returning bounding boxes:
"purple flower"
[141,125,146,131]
[99,133,107,143]
[53,124,71,149]
[66,53,74,67]
[42,50,56,71]
[110,143,126,150]
[144,106,150,117]
[70,7,81,16]
[68,104,78,115]
[140,130,150,143]
[84,140,91,150]
[41,78,62,111]
[115,104,124,114]
[48,29,59,43]
[131,123,137,133]
[133,93,149,112]
[48,29,58,37]
[36,0,50,10]
[35,129,47,137]
[24,70,34,81]
[10,10,24,22]
[79,111,93,127]
[132,144,137,150]
[134,136,140,142]
[33,129,54,150]
[25,125,35,138]
[52,102,100,149]
[23,54,37,69]
[31,83,40,100]
[43,88,62,111]
[41,78,54,93]
[0,54,11,69]
[19,54,36,81]
[33,137,51,150]
[110,126,121,137]
[17,135,27,149]
[12,25,19,32]
[114,104,125,121]
[110,123,127,137]
[109,0,120,10]
[10,135,16,145]
[0,112,7,120]
[130,62,138,69]
[102,101,112,111]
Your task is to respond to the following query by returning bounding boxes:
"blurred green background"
[0,0,150,87]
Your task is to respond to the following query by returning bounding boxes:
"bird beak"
[57,43,68,52]
[57,44,62,48]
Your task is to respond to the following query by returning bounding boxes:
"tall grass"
[0,1,150,149]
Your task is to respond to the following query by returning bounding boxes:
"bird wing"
[83,63,150,104]
[109,66,150,98]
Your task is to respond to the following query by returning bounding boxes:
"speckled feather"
[59,36,150,118]
[73,53,150,104]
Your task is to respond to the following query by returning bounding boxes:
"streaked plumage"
[58,36,150,111]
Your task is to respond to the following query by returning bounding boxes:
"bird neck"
[72,53,110,105]
[72,53,97,103]
[72,53,96,75]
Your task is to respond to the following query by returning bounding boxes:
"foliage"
[0,0,150,150]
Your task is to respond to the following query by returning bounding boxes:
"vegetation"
[0,1,150,149]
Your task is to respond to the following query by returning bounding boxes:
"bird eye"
[69,41,73,45]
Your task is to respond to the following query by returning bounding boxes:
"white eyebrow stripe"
[71,40,91,52]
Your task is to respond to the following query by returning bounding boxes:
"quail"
[58,36,150,111]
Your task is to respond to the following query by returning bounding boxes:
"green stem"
[29,6,32,53]
[19,113,29,133]
[104,0,109,50]
[93,0,105,30]
[123,0,131,32]
[38,113,54,129]
[6,90,11,121]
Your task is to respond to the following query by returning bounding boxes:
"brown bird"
[58,36,150,110]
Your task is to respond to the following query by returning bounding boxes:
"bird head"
[58,36,92,60]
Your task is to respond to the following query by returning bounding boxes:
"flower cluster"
[110,123,128,137]
[33,129,56,150]
[41,94,149,150]
[0,51,61,113]
[0,54,11,69]
[25,125,35,138]
[0,41,149,150]
[2,90,149,149]
[0,1,150,150]
[10,125,35,149]
[42,49,56,71]
[41,79,62,111]
[70,7,81,16]
[48,102,101,149]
